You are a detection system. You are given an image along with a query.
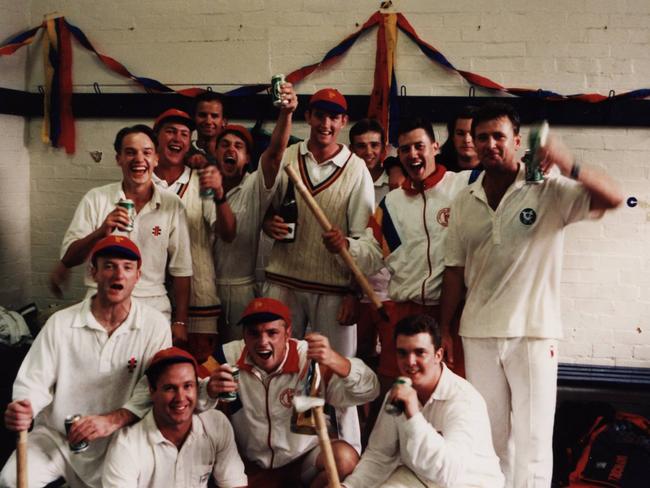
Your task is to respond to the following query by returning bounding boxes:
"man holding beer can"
[209,297,379,488]
[1,236,172,488]
[49,124,193,344]
[151,108,235,361]
[210,80,297,343]
[102,347,247,488]
[440,102,623,486]
[342,314,504,488]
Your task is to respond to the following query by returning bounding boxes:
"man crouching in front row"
[342,315,504,488]
[211,297,380,488]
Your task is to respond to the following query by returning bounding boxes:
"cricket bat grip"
[17,430,27,488]
[283,165,387,320]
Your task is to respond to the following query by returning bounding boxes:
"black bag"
[569,412,650,487]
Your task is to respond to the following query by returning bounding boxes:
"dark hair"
[146,357,197,391]
[349,118,386,146]
[113,124,157,153]
[396,117,436,143]
[382,156,406,176]
[193,91,227,119]
[472,102,520,136]
[393,314,442,350]
[216,128,253,155]
[437,106,478,171]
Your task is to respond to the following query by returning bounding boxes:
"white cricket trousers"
[463,337,558,488]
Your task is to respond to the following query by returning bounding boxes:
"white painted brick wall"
[0,2,30,309]
[14,0,650,366]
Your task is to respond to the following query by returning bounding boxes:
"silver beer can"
[384,376,413,416]
[64,414,89,453]
[271,74,286,107]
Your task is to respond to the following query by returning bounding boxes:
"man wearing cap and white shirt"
[211,297,379,488]
[151,108,235,360]
[212,81,298,343]
[49,124,193,343]
[263,88,375,452]
[1,236,172,488]
[102,347,247,488]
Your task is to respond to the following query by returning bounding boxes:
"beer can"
[384,376,412,416]
[218,365,240,402]
[526,121,549,184]
[199,164,216,200]
[117,198,136,232]
[271,74,286,107]
[64,414,89,453]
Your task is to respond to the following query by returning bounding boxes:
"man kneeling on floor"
[211,297,380,488]
[102,347,247,487]
[342,314,504,488]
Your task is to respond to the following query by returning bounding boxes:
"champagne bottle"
[277,181,298,243]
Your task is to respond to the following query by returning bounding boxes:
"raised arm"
[260,82,298,189]
[539,134,623,212]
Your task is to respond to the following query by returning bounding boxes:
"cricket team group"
[1,81,623,488]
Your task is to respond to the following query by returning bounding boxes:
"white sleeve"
[60,191,102,258]
[325,358,379,408]
[204,411,248,488]
[396,402,475,486]
[12,316,59,415]
[101,429,140,488]
[347,221,388,277]
[346,166,375,238]
[342,395,400,488]
[551,175,592,224]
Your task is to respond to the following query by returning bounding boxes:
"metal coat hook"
[608,90,616,98]
[37,85,44,94]
[206,86,213,92]
[400,85,407,97]
[468,86,475,98]
[93,82,101,94]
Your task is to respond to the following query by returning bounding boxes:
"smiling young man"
[152,108,235,358]
[1,236,172,488]
[437,106,480,173]
[102,347,247,488]
[210,297,379,488]
[185,91,228,169]
[440,102,623,487]
[342,314,503,488]
[207,82,297,344]
[263,88,375,452]
[49,125,193,343]
[323,117,468,391]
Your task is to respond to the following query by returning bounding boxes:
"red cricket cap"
[90,235,142,268]
[145,347,198,376]
[309,88,347,114]
[238,297,292,328]
[153,108,195,133]
[216,124,254,154]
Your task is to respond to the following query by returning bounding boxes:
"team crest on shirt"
[127,356,137,373]
[436,207,451,227]
[279,388,296,408]
[152,225,161,236]
[519,208,537,226]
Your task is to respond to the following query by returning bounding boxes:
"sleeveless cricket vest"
[266,144,365,294]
